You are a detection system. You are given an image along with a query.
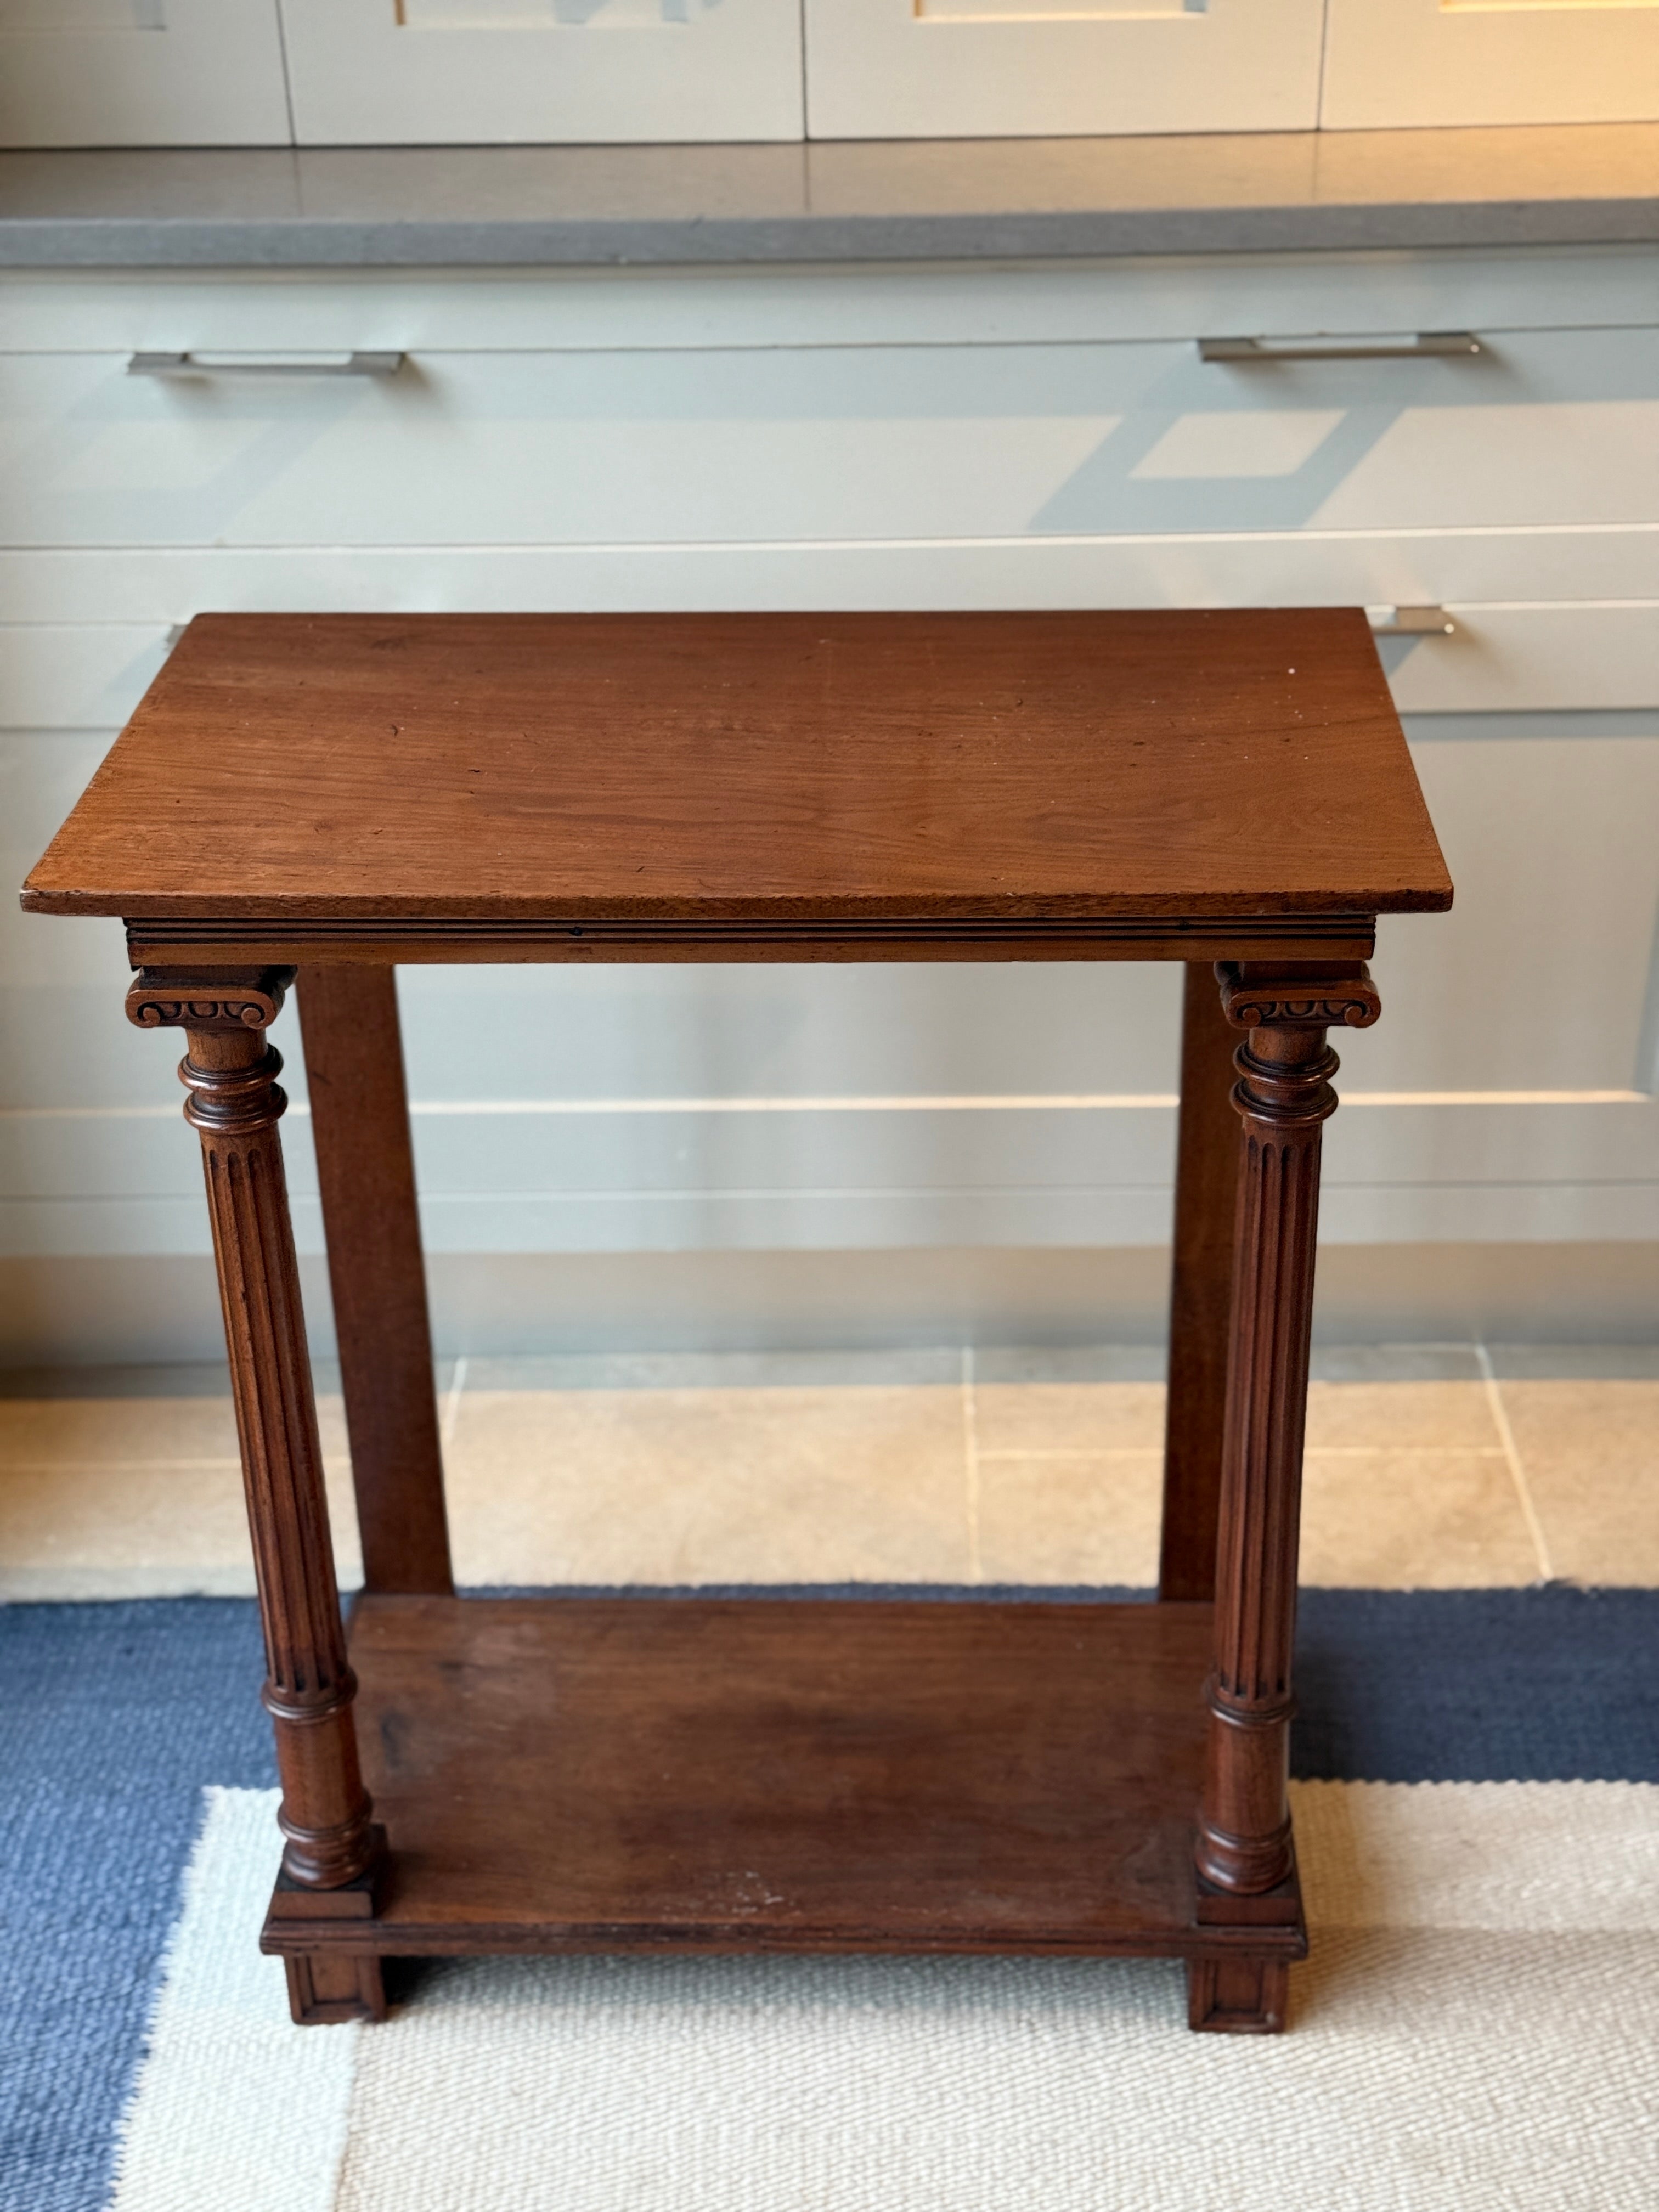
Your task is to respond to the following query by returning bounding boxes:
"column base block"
[284,1949,388,2027]
[1187,1955,1290,2034]
[267,1825,388,1921]
[1195,1865,1303,1926]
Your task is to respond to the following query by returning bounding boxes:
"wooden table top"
[22,610,1450,964]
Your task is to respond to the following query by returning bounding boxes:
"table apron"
[123,916,1380,967]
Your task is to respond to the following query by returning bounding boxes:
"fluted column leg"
[1188,961,1380,2032]
[128,968,381,1898]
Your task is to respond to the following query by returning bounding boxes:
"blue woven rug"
[3,1586,1656,2212]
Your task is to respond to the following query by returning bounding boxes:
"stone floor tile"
[1299,1449,1539,1588]
[466,1350,961,1391]
[0,1449,360,1599]
[0,1391,350,1466]
[1303,1381,1502,1453]
[1486,1345,1659,1381]
[1495,1379,1659,1585]
[443,1384,969,1588]
[973,1382,1166,1458]
[1307,1345,1483,1384]
[973,1346,1166,1385]
[974,1452,1162,1586]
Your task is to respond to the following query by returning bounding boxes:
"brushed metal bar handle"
[1199,332,1482,364]
[128,351,405,379]
[1370,606,1458,636]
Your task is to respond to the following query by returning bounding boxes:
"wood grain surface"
[297,966,453,1599]
[24,611,1450,924]
[1158,963,1243,1604]
[258,1593,1297,1960]
[137,994,381,1895]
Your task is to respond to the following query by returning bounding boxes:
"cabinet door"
[1323,0,1659,128]
[0,0,291,146]
[277,0,803,145]
[804,0,1323,139]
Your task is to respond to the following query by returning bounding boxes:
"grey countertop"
[3,125,1657,267]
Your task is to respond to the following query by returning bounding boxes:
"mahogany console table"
[22,610,1451,2034]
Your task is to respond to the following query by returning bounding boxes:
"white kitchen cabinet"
[803,0,1324,140]
[20,334,1659,547]
[4,253,1658,1357]
[3,256,1658,723]
[0,0,291,148]
[5,251,1651,356]
[276,0,804,145]
[2,0,1655,148]
[1322,0,1659,130]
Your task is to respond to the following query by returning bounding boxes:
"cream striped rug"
[111,1782,1659,2212]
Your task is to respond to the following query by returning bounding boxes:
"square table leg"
[127,966,387,2023]
[1159,963,1243,1604]
[1188,960,1381,2032]
[298,964,453,1596]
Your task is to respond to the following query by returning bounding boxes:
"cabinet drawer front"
[1383,608,1659,715]
[8,534,1659,630]
[5,605,1656,736]
[5,329,1658,550]
[4,255,1655,354]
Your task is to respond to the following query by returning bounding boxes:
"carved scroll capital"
[1215,961,1381,1032]
[126,967,296,1033]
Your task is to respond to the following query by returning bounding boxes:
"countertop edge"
[3,200,1658,268]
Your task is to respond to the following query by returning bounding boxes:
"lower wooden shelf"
[261,1594,1304,1966]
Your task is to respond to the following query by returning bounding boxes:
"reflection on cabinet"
[0,0,291,148]
[1323,0,1659,131]
[804,0,1325,140]
[275,0,804,145]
